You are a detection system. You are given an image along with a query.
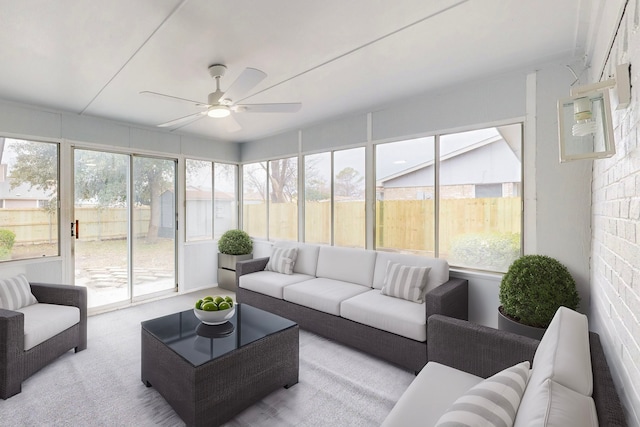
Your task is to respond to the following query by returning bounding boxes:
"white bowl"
[194,306,236,325]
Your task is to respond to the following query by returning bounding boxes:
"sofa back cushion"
[273,241,320,276]
[514,379,598,427]
[315,246,377,287]
[373,252,449,293]
[528,306,593,396]
[0,274,38,310]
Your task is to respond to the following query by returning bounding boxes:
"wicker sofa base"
[237,286,428,373]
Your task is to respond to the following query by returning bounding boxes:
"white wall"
[588,1,640,425]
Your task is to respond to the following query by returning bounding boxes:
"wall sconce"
[557,63,631,162]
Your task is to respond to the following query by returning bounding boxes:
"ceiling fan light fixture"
[207,105,231,118]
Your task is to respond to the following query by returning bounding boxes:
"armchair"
[0,282,87,399]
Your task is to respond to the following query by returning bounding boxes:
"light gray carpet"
[0,288,415,426]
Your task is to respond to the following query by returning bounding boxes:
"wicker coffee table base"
[141,324,299,427]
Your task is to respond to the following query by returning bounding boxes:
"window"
[304,152,331,244]
[440,125,522,272]
[376,137,435,256]
[334,147,365,248]
[0,137,59,260]
[213,163,237,239]
[373,124,522,273]
[185,159,237,242]
[268,157,297,241]
[475,183,503,198]
[242,162,267,239]
[185,160,212,241]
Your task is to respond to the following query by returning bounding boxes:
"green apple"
[202,301,218,311]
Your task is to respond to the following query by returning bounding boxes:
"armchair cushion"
[0,275,37,310]
[16,303,80,350]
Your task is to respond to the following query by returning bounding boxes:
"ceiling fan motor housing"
[208,64,227,79]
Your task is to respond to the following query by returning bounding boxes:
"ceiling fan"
[141,64,302,132]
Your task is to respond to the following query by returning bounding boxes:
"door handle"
[75,220,79,239]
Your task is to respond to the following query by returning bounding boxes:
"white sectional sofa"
[235,242,468,372]
[382,307,627,427]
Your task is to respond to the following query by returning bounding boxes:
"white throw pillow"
[380,261,430,303]
[513,379,598,427]
[265,247,298,275]
[0,274,38,310]
[435,361,530,427]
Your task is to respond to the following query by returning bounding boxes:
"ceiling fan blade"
[219,68,267,103]
[224,115,242,133]
[157,112,205,128]
[234,103,302,113]
[140,91,208,107]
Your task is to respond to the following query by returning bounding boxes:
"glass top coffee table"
[141,303,299,426]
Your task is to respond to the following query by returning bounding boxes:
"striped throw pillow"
[380,261,430,303]
[435,361,531,427]
[265,247,298,274]
[0,274,38,310]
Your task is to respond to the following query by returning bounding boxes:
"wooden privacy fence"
[2,198,520,250]
[0,207,151,244]
[244,197,521,251]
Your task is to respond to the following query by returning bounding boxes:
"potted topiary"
[498,254,579,339]
[217,229,253,291]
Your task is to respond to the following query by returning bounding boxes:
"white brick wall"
[591,3,640,425]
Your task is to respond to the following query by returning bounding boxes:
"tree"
[304,156,330,201]
[133,157,175,243]
[7,140,57,195]
[268,158,297,202]
[335,167,364,198]
[8,141,174,243]
[243,159,297,203]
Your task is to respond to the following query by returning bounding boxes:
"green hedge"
[0,229,15,260]
[450,232,520,272]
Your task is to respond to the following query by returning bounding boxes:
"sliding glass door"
[132,156,176,298]
[73,149,176,310]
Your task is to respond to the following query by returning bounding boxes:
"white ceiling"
[0,0,617,143]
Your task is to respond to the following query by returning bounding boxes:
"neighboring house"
[377,129,521,200]
[172,187,236,239]
[0,163,53,208]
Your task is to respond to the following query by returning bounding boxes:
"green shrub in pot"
[499,254,579,328]
[217,229,253,255]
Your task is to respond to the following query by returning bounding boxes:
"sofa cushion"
[340,289,428,341]
[381,362,483,427]
[265,247,298,274]
[528,307,592,395]
[273,241,320,276]
[239,271,315,299]
[315,246,377,287]
[0,274,38,310]
[514,379,598,427]
[16,303,80,350]
[380,261,430,303]
[283,278,370,315]
[435,361,530,427]
[373,252,449,293]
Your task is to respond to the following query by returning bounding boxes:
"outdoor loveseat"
[0,275,87,399]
